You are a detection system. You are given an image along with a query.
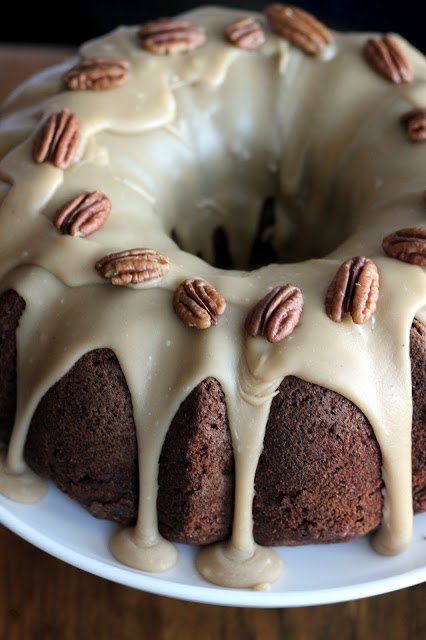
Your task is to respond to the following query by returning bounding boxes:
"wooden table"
[0,45,425,640]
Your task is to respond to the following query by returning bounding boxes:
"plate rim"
[1,487,425,608]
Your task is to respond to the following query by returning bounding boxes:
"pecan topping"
[382,228,426,266]
[363,35,413,84]
[245,284,304,343]
[53,190,111,237]
[400,108,426,141]
[173,279,226,329]
[63,57,130,90]
[32,109,80,169]
[224,16,265,50]
[95,248,170,285]
[265,4,333,55]
[325,257,379,324]
[138,19,206,54]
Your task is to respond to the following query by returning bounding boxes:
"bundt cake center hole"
[171,193,352,271]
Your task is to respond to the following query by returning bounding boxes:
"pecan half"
[95,248,170,285]
[138,19,206,54]
[245,284,304,343]
[363,35,413,84]
[325,257,379,324]
[33,109,80,169]
[63,57,130,90]
[382,228,426,266]
[53,190,111,237]
[173,279,226,329]
[224,16,265,50]
[400,108,426,141]
[265,4,333,55]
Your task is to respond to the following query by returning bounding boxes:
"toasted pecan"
[63,57,130,90]
[325,256,379,324]
[400,108,426,141]
[53,191,111,237]
[173,279,226,329]
[382,228,426,266]
[138,19,206,54]
[245,284,304,343]
[363,35,413,83]
[265,4,333,55]
[95,248,170,285]
[32,109,80,169]
[224,16,265,50]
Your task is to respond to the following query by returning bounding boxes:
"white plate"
[1,483,425,607]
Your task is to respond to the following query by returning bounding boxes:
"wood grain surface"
[0,45,425,640]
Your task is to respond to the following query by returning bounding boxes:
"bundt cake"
[0,4,425,589]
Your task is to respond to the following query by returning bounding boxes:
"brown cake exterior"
[0,290,25,446]
[253,376,383,546]
[157,376,234,545]
[24,347,139,525]
[1,288,425,547]
[411,319,426,512]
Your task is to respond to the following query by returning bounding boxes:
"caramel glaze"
[0,7,425,589]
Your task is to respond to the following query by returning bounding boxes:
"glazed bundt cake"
[0,4,425,589]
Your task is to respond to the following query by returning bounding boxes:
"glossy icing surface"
[0,6,425,589]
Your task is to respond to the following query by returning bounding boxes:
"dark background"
[1,1,425,53]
